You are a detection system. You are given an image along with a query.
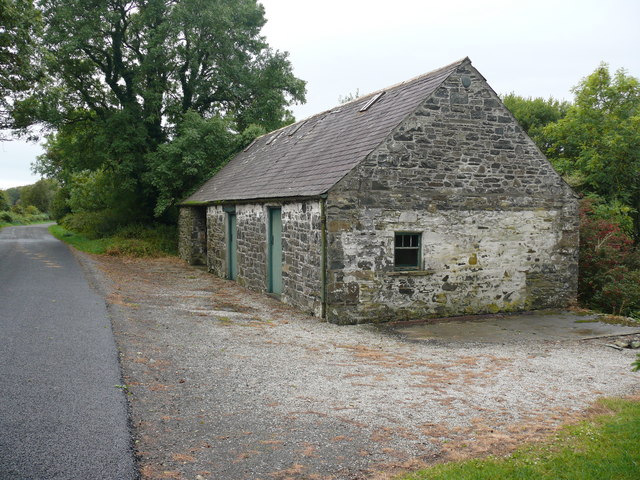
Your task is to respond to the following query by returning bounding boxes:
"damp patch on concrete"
[389,311,640,343]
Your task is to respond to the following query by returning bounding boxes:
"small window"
[394,232,421,270]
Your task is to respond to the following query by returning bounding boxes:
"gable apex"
[184,58,469,204]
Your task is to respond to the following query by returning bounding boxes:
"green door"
[228,213,237,280]
[268,208,282,294]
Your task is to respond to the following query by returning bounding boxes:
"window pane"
[395,248,418,267]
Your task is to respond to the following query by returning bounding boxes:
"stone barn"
[179,57,578,324]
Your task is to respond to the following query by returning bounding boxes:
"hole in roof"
[359,91,385,112]
[288,120,307,136]
[265,130,283,145]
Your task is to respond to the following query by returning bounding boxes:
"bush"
[579,200,636,301]
[61,210,123,239]
[0,209,48,225]
[0,211,16,223]
[50,187,71,221]
[595,268,640,318]
[24,205,41,215]
[11,204,25,215]
[0,190,10,211]
[114,223,178,256]
[579,199,640,318]
[105,238,160,257]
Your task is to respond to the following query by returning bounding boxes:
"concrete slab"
[391,311,640,343]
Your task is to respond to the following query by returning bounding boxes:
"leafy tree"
[19,178,58,213]
[145,111,265,217]
[5,186,20,205]
[502,93,569,152]
[19,0,305,221]
[0,189,10,211]
[0,0,42,138]
[544,64,640,241]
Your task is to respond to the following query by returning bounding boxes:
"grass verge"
[401,397,640,480]
[49,224,177,257]
[49,224,116,254]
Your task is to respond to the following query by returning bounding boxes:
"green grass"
[401,397,640,480]
[49,223,178,257]
[49,224,116,254]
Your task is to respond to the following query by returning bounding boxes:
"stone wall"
[204,201,323,315]
[178,206,207,265]
[281,201,323,316]
[325,62,578,324]
[235,204,268,291]
[206,205,226,277]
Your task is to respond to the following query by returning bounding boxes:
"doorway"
[268,207,282,294]
[227,212,237,280]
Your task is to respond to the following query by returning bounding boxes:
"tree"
[0,0,42,138]
[5,186,20,205]
[502,93,569,152]
[19,0,305,220]
[145,111,265,217]
[544,64,640,241]
[0,189,10,211]
[19,178,58,213]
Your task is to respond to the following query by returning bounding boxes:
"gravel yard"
[78,253,639,480]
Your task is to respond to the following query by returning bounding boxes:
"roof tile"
[185,58,468,203]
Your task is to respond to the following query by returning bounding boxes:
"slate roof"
[185,57,469,203]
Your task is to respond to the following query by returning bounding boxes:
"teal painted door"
[228,213,237,280]
[268,208,282,294]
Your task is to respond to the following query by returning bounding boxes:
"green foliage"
[0,0,42,136]
[583,194,635,236]
[402,398,640,480]
[145,111,235,217]
[48,224,114,254]
[60,211,123,239]
[578,199,640,318]
[12,0,305,226]
[19,178,58,213]
[0,208,49,226]
[110,223,178,256]
[24,204,40,215]
[49,223,177,257]
[544,64,640,241]
[5,187,20,205]
[49,185,71,221]
[594,268,640,317]
[338,89,361,104]
[502,93,569,151]
[0,190,10,211]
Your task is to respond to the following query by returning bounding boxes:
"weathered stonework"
[234,204,268,291]
[205,205,225,276]
[178,206,207,265]
[199,201,323,316]
[179,58,579,325]
[281,201,323,316]
[324,63,578,323]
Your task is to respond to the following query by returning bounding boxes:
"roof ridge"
[282,56,471,128]
[184,57,475,204]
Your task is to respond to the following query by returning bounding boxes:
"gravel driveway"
[77,253,639,480]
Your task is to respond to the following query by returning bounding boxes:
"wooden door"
[227,213,237,280]
[268,208,282,294]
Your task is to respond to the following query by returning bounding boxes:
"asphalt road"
[0,224,137,479]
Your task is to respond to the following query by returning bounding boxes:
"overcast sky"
[1,0,639,189]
